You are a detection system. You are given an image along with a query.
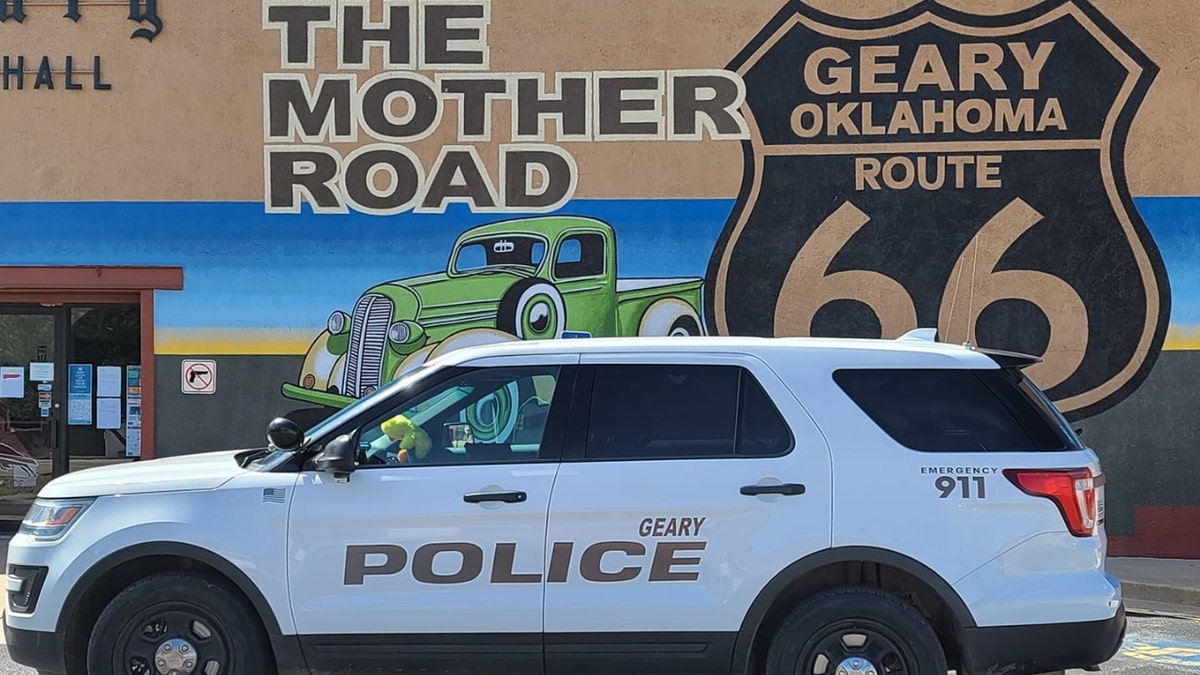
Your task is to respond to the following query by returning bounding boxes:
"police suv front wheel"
[87,571,273,675]
[765,586,948,675]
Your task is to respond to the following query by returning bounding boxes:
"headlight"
[20,498,94,541]
[328,311,349,334]
[388,321,411,344]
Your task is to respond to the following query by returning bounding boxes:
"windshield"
[247,364,447,472]
[303,364,443,443]
[452,235,546,273]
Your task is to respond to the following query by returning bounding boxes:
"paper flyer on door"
[97,366,122,398]
[68,363,94,426]
[96,398,122,430]
[0,367,24,399]
[28,362,53,383]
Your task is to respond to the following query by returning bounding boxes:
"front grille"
[341,293,394,397]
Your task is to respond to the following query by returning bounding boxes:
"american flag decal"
[262,488,287,504]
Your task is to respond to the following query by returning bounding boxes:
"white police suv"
[5,333,1124,675]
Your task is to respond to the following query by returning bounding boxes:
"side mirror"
[314,434,356,482]
[267,417,305,452]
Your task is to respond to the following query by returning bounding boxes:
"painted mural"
[252,0,1173,424]
[709,0,1168,421]
[280,215,708,409]
[3,0,1200,555]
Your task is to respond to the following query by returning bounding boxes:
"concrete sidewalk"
[1108,557,1200,609]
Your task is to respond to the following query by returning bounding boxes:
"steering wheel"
[365,440,430,466]
[357,438,398,466]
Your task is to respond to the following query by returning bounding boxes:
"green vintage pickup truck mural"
[280,215,706,410]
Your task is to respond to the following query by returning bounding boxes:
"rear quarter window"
[832,367,1083,453]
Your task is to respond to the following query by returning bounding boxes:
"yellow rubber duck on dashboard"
[381,414,433,463]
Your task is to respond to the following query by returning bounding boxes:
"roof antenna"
[964,235,980,350]
[945,242,968,348]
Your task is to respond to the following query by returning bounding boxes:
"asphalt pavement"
[0,606,1195,674]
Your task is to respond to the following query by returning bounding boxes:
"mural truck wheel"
[428,328,521,361]
[669,315,702,337]
[497,279,566,340]
[638,298,705,337]
[462,381,519,444]
[394,330,520,382]
[393,344,438,380]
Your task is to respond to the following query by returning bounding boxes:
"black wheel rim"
[114,603,233,675]
[795,618,918,675]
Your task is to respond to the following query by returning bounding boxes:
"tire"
[765,586,947,675]
[636,298,705,337]
[496,278,566,340]
[86,571,273,675]
[669,315,702,336]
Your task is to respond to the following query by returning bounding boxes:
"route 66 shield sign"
[704,0,1171,420]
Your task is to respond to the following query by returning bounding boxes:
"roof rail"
[895,328,1041,367]
[976,347,1043,369]
[897,328,938,342]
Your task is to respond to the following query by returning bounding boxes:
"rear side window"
[738,375,793,456]
[584,364,793,460]
[832,367,1082,453]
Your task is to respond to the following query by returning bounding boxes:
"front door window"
[355,364,563,467]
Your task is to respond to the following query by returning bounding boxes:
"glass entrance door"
[66,304,142,469]
[0,302,143,523]
[0,307,59,516]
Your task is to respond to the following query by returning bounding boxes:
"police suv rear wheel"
[87,571,272,675]
[764,586,947,675]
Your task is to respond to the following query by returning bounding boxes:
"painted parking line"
[1122,634,1200,669]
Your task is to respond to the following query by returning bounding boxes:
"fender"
[56,541,308,673]
[729,546,977,675]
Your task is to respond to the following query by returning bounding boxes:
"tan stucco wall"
[0,0,1196,201]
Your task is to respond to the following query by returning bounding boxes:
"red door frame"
[0,266,185,460]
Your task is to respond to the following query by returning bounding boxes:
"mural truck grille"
[342,293,393,397]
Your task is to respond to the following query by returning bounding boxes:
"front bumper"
[281,382,356,409]
[960,601,1127,675]
[5,621,67,674]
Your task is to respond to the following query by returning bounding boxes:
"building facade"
[0,0,1197,556]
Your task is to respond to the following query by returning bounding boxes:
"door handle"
[464,490,527,504]
[740,483,806,497]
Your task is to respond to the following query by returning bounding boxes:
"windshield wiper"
[239,448,272,468]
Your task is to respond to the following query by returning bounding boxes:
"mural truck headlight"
[328,310,349,335]
[388,320,426,348]
[388,321,410,344]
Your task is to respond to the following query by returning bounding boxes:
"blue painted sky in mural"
[0,199,732,332]
[1131,197,1200,329]
[1,197,1198,332]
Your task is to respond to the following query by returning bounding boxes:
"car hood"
[38,449,250,499]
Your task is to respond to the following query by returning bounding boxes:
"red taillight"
[1004,468,1098,537]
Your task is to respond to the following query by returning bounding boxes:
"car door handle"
[740,483,806,497]
[464,490,527,504]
